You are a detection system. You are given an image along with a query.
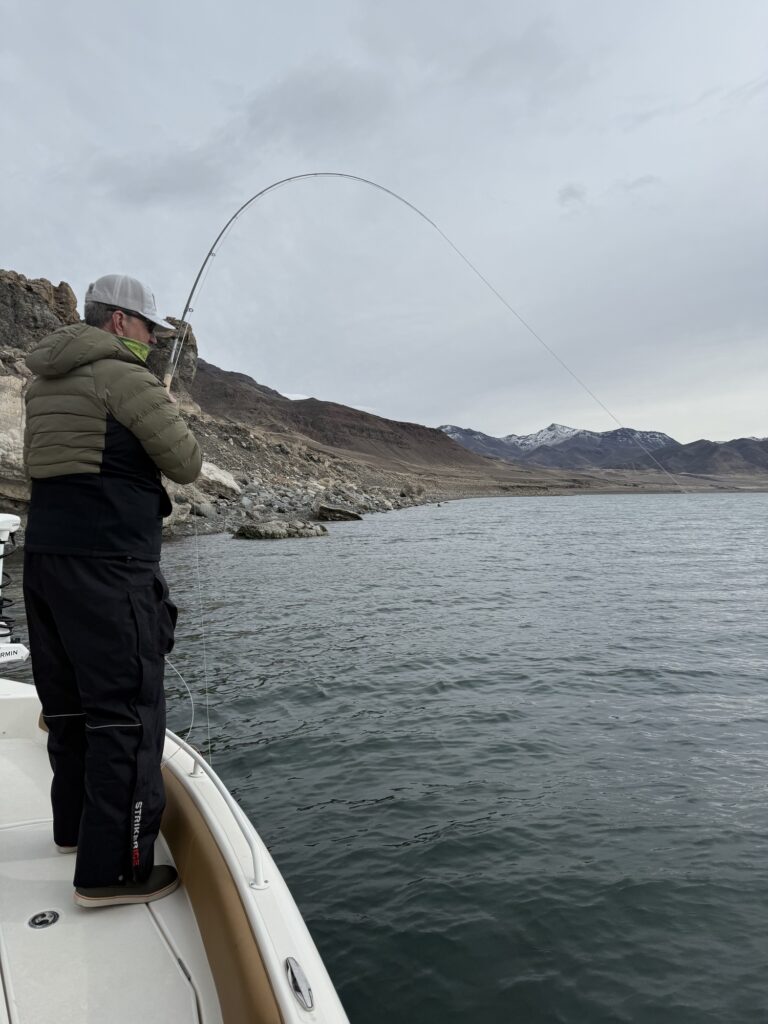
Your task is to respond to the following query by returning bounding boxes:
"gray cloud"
[461,19,590,109]
[619,175,661,192]
[615,79,760,133]
[558,183,587,208]
[87,61,396,207]
[618,102,681,132]
[465,24,561,82]
[88,149,228,206]
[241,63,395,153]
[721,74,768,110]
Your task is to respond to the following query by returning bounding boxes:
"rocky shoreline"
[161,440,547,542]
[164,455,439,541]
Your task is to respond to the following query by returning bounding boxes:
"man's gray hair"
[83,300,114,327]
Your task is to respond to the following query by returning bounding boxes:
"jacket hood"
[26,323,143,379]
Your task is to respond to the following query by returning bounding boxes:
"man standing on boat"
[22,274,202,908]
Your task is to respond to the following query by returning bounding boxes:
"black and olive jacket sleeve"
[100,360,201,484]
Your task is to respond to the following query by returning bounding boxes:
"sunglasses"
[110,307,157,338]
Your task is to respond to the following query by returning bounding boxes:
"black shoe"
[74,865,179,908]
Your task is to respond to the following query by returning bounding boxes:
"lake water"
[18,493,768,1021]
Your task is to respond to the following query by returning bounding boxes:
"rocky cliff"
[0,271,82,501]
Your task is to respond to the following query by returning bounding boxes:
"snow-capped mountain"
[439,423,679,469]
[501,423,581,451]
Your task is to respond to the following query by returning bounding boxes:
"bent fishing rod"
[163,171,685,490]
[162,172,454,390]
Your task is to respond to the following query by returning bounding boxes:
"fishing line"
[161,656,195,765]
[191,485,214,766]
[161,502,212,766]
[164,171,691,755]
[163,171,688,492]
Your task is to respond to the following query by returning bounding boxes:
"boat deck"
[0,676,350,1024]
[0,734,222,1024]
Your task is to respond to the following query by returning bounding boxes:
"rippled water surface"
[60,495,768,1020]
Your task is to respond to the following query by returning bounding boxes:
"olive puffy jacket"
[24,323,202,560]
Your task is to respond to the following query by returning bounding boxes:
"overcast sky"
[2,1,766,442]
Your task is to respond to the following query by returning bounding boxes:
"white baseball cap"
[85,274,174,330]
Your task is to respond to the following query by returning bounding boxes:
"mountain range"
[440,423,768,475]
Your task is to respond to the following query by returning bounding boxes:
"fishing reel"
[0,513,30,666]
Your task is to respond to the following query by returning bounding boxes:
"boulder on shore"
[316,504,363,522]
[197,461,242,498]
[190,500,217,519]
[234,520,328,540]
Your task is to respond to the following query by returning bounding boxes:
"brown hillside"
[191,358,497,472]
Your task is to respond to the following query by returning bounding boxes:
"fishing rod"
[163,170,686,490]
[162,171,446,391]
